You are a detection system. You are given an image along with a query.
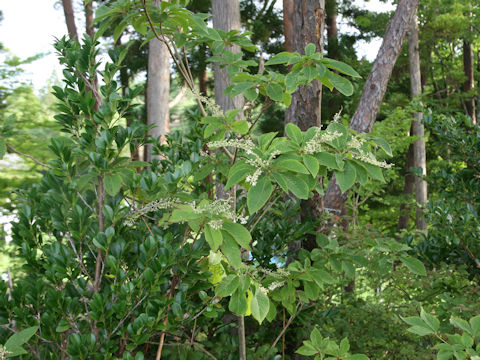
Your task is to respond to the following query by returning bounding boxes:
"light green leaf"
[469,314,480,337]
[406,325,435,336]
[216,275,240,297]
[311,269,334,285]
[247,177,274,215]
[302,154,319,176]
[326,71,354,96]
[296,342,319,356]
[266,83,284,101]
[225,161,255,190]
[283,173,309,199]
[229,289,248,315]
[305,43,316,56]
[231,120,249,134]
[450,317,472,334]
[251,288,270,324]
[371,136,393,156]
[316,152,342,170]
[55,319,71,333]
[323,58,361,78]
[310,328,323,347]
[5,326,38,352]
[334,161,356,193]
[399,256,426,276]
[0,139,6,159]
[205,224,223,251]
[274,159,309,174]
[285,123,303,144]
[104,173,122,196]
[420,308,440,332]
[221,231,242,269]
[362,162,385,182]
[347,354,370,360]
[265,51,295,65]
[222,221,252,251]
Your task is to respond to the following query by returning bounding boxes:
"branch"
[6,143,52,169]
[270,301,303,350]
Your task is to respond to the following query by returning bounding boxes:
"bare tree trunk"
[397,142,415,231]
[463,40,476,124]
[61,0,78,40]
[408,12,427,231]
[211,0,244,113]
[85,0,94,38]
[146,0,170,162]
[323,0,419,212]
[325,0,338,59]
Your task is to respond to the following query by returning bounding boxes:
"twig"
[6,143,52,169]
[270,301,303,350]
[248,191,281,232]
[67,235,94,284]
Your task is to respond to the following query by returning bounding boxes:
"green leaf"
[247,177,274,215]
[274,159,309,174]
[303,280,319,300]
[305,43,316,56]
[231,120,249,134]
[469,314,480,337]
[399,256,426,276]
[316,152,342,170]
[302,154,319,176]
[229,289,248,315]
[222,221,252,251]
[340,338,350,353]
[310,328,323,347]
[5,326,38,352]
[251,288,270,324]
[205,224,223,251]
[225,161,255,189]
[55,319,71,333]
[0,139,6,159]
[283,173,310,199]
[371,136,393,156]
[194,163,215,182]
[104,173,122,196]
[266,83,284,102]
[326,71,354,96]
[406,325,435,336]
[420,308,440,332]
[311,269,334,285]
[347,354,370,360]
[283,92,292,107]
[265,51,295,65]
[285,123,303,144]
[362,162,385,182]
[450,317,472,334]
[221,231,242,269]
[296,342,319,356]
[323,58,361,78]
[334,161,356,193]
[216,275,240,297]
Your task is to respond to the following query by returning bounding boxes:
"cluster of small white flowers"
[192,199,233,218]
[0,346,11,360]
[125,198,175,226]
[304,129,343,154]
[352,151,393,168]
[207,139,255,153]
[191,88,223,118]
[208,219,223,230]
[244,150,280,186]
[262,267,290,279]
[245,168,262,186]
[346,136,364,150]
[268,281,285,291]
[259,285,269,295]
[237,215,249,225]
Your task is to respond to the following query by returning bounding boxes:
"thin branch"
[248,191,281,232]
[6,143,52,169]
[67,235,94,284]
[271,301,303,350]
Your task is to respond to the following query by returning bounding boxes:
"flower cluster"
[207,139,255,153]
[244,150,280,186]
[304,128,343,154]
[191,198,248,225]
[208,219,223,230]
[352,150,393,168]
[191,88,223,118]
[125,198,176,226]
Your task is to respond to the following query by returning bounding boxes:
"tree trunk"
[85,0,94,38]
[408,12,427,231]
[397,142,415,231]
[146,0,170,162]
[325,0,338,59]
[211,0,244,113]
[61,0,78,40]
[463,40,476,124]
[323,0,419,213]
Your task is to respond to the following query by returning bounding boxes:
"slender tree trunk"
[397,142,415,231]
[85,1,94,38]
[463,40,476,124]
[146,0,170,162]
[325,0,338,59]
[61,0,78,40]
[323,0,419,213]
[211,0,244,113]
[408,12,427,231]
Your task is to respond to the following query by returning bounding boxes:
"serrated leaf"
[311,269,334,285]
[326,71,354,96]
[310,328,323,347]
[216,275,240,297]
[450,317,472,334]
[302,154,319,176]
[406,325,435,336]
[400,256,426,276]
[251,288,270,324]
[221,231,242,269]
[296,342,319,356]
[266,83,284,101]
[222,221,252,251]
[205,224,223,251]
[274,159,309,174]
[420,308,440,332]
[229,289,248,315]
[282,173,309,199]
[371,136,393,156]
[316,152,342,170]
[305,43,316,56]
[323,58,361,78]
[265,51,295,65]
[285,123,303,144]
[104,173,122,196]
[247,177,274,215]
[231,120,249,134]
[334,161,356,193]
[225,161,255,189]
[469,314,480,336]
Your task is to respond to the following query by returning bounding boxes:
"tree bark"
[211,0,244,113]
[61,0,78,41]
[146,0,170,161]
[463,40,476,124]
[85,0,94,38]
[323,0,419,212]
[397,142,415,231]
[408,12,427,231]
[325,0,338,59]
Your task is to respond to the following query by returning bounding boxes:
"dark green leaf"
[222,221,252,251]
[251,288,270,324]
[247,177,274,215]
[104,173,122,196]
[205,224,223,251]
[334,161,356,193]
[216,275,240,297]
[266,83,284,101]
[399,256,426,276]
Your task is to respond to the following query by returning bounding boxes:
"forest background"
[0,0,479,359]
